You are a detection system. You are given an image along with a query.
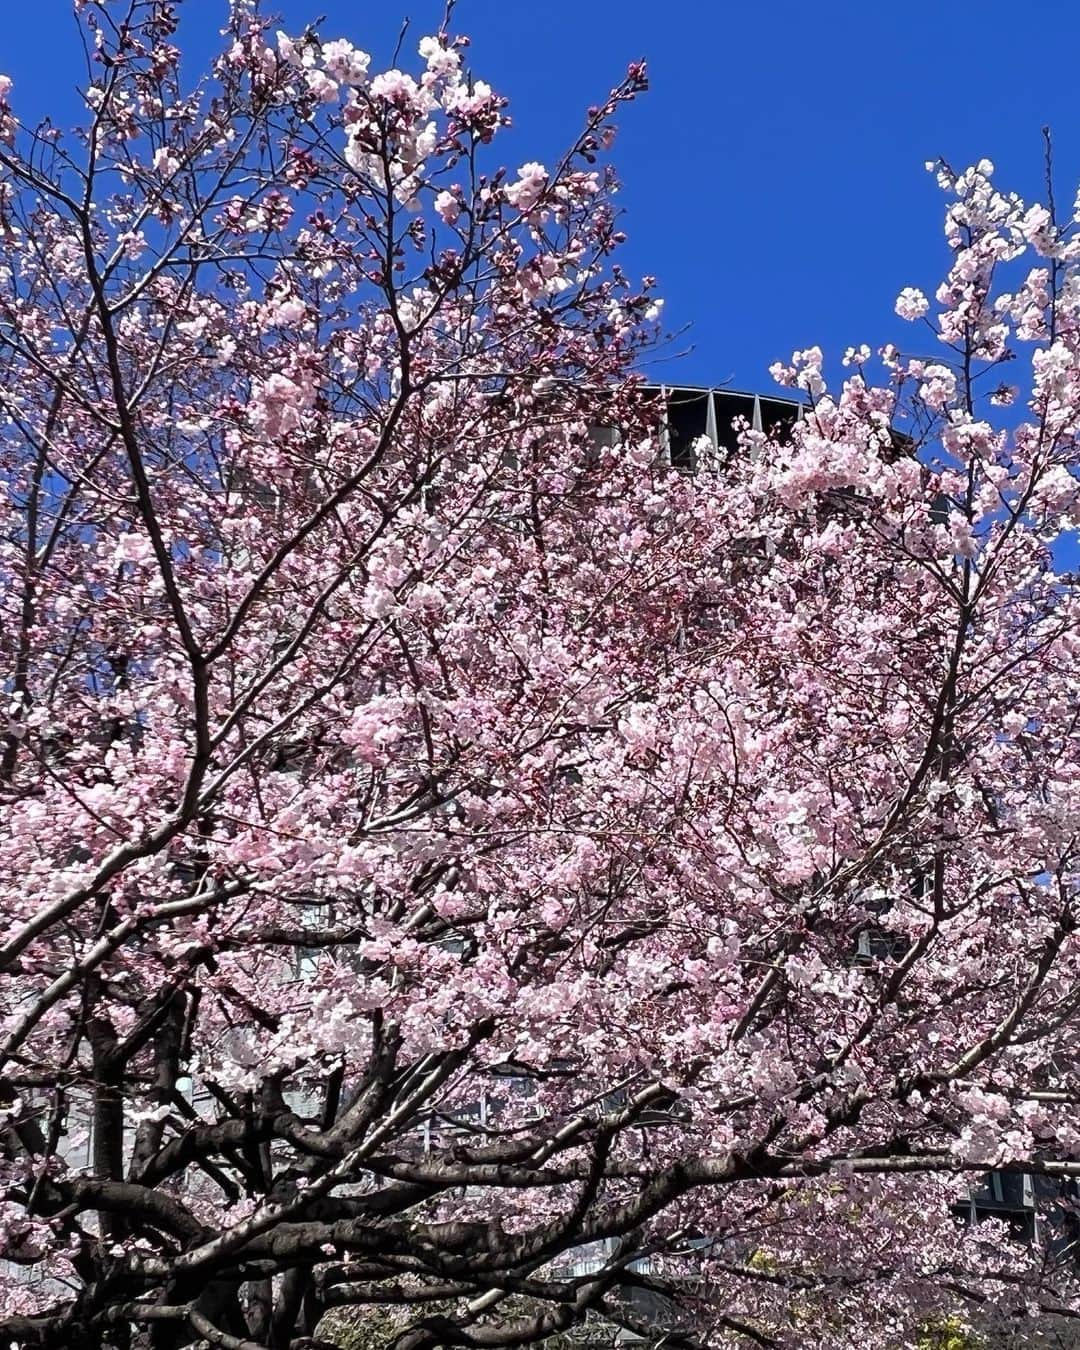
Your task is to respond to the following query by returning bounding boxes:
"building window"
[665,389,710,469]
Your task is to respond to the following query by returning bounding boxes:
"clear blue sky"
[5,1,1080,395]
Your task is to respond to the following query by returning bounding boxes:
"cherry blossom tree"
[3,4,1080,1348]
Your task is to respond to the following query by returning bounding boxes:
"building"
[642,383,806,469]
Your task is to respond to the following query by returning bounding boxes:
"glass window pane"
[711,392,754,457]
[667,390,709,468]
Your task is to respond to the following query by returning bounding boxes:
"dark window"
[759,396,802,440]
[711,392,755,458]
[853,927,909,963]
[666,390,710,469]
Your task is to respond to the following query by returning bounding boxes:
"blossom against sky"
[5,0,1080,391]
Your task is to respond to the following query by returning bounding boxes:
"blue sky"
[4,1,1080,396]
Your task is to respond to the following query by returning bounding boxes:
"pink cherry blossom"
[321,38,371,86]
[1,9,1080,1350]
[895,285,930,319]
[151,146,179,176]
[434,187,461,223]
[505,160,549,212]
